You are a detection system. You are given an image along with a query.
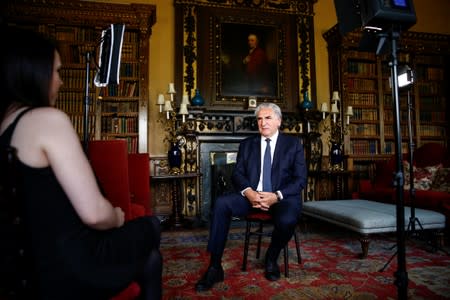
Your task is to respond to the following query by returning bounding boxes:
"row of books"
[419,96,445,107]
[352,108,378,121]
[55,26,97,42]
[384,141,409,154]
[101,117,138,134]
[351,124,379,136]
[420,111,446,122]
[101,101,139,113]
[415,55,445,65]
[56,96,95,113]
[383,94,411,106]
[419,125,446,137]
[347,50,376,60]
[60,69,96,89]
[416,67,444,81]
[383,110,411,123]
[346,93,377,106]
[347,61,377,75]
[346,78,377,90]
[121,44,139,61]
[384,124,411,137]
[54,26,138,44]
[101,81,139,97]
[418,82,441,95]
[120,63,140,78]
[58,44,96,64]
[68,114,96,136]
[350,140,378,155]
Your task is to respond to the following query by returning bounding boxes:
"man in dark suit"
[195,102,307,292]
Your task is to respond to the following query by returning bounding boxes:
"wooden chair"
[242,211,302,278]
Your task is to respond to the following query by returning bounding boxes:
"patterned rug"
[160,221,450,299]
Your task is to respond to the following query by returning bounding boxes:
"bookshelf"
[323,25,450,180]
[1,0,156,153]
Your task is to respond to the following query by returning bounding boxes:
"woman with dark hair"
[0,26,162,300]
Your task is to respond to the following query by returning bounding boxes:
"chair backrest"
[0,146,35,299]
[88,140,132,220]
[128,153,151,215]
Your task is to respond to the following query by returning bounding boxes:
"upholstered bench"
[302,199,446,258]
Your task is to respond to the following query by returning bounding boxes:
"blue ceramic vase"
[168,142,182,169]
[191,89,205,106]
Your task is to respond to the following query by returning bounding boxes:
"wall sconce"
[320,91,352,170]
[157,83,191,174]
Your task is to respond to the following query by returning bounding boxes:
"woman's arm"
[12,107,124,230]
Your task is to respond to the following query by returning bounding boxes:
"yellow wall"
[92,0,450,156]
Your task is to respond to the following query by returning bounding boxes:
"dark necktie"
[263,138,272,192]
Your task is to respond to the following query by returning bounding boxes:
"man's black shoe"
[265,258,280,281]
[195,266,224,292]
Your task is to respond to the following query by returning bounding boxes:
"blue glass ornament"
[191,89,205,106]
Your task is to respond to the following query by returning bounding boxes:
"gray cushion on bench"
[303,199,446,235]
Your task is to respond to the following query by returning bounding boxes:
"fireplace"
[199,135,247,223]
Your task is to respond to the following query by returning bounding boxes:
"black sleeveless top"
[0,108,155,300]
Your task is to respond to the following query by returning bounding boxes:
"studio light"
[398,65,414,88]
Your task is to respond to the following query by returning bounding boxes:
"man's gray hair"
[254,102,282,120]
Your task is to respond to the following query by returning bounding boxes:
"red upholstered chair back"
[88,140,132,221]
[128,153,152,216]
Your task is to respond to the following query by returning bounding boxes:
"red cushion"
[130,203,146,219]
[110,282,140,300]
[247,211,272,221]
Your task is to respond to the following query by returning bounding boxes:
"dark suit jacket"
[231,132,307,201]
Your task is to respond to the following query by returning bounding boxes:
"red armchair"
[88,140,151,220]
[87,140,152,299]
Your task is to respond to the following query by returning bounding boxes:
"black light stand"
[379,66,423,274]
[383,28,408,300]
[82,51,93,153]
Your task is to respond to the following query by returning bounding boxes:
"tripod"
[379,84,424,273]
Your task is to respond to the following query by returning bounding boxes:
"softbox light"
[94,24,125,87]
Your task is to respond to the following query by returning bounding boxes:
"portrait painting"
[219,23,279,98]
[177,5,303,111]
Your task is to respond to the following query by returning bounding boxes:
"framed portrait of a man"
[175,2,314,112]
[220,24,278,98]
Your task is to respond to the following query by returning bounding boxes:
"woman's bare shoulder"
[24,107,72,126]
